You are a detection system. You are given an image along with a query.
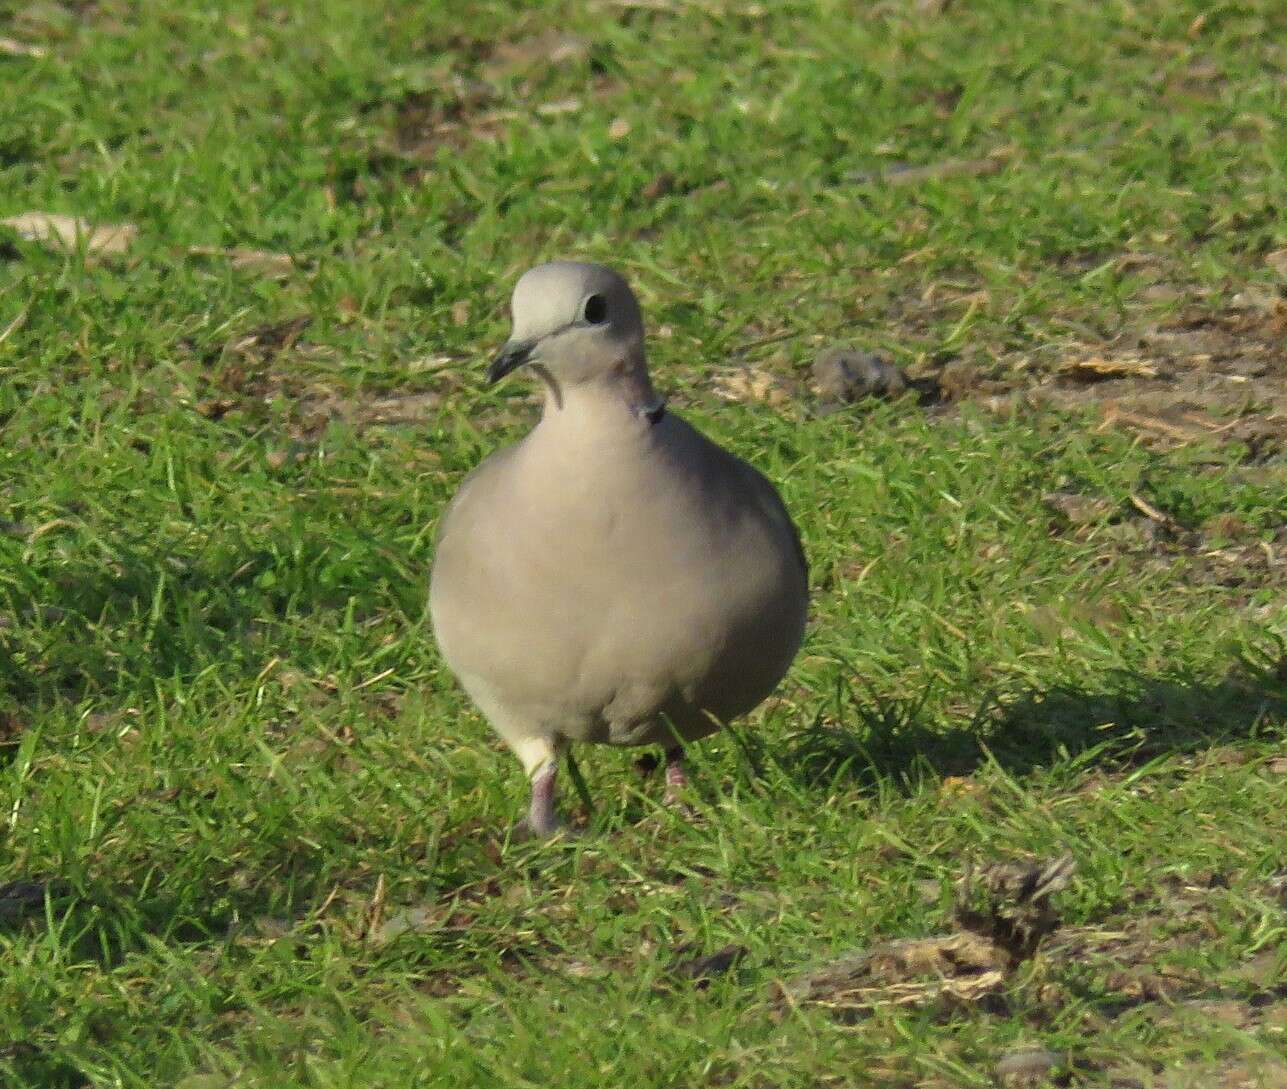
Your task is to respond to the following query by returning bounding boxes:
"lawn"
[0,0,1285,1086]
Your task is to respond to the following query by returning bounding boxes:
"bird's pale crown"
[488,262,653,409]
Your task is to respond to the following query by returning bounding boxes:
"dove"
[430,261,807,835]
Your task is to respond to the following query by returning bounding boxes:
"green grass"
[1,0,1285,1085]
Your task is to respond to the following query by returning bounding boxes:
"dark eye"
[582,294,608,324]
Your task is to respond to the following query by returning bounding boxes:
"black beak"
[487,339,536,385]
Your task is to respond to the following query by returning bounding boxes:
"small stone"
[811,347,907,404]
[994,1047,1061,1086]
[608,117,631,140]
[672,943,747,985]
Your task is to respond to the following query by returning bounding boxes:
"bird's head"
[488,262,649,397]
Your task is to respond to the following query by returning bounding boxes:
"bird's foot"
[663,748,689,806]
[510,759,577,841]
[656,748,699,820]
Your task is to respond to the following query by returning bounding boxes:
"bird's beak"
[487,339,536,385]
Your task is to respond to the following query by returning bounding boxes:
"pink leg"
[526,760,561,836]
[664,747,688,804]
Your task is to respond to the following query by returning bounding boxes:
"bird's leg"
[513,737,565,837]
[527,760,561,835]
[663,746,688,805]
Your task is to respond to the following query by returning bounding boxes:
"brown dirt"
[936,288,1287,459]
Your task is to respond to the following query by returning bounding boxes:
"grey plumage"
[430,262,807,834]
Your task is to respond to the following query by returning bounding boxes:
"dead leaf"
[775,932,1010,1014]
[847,151,1008,187]
[608,117,631,140]
[187,245,294,278]
[712,366,796,409]
[1043,491,1116,525]
[2,211,137,255]
[485,32,589,78]
[556,958,611,980]
[536,97,581,117]
[407,354,456,374]
[1060,353,1160,382]
[0,36,48,57]
[1098,406,1212,445]
[1127,492,1178,529]
[358,392,443,426]
[775,856,1075,1018]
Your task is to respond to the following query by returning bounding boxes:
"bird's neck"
[538,360,663,433]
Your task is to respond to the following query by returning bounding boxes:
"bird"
[429,261,808,836]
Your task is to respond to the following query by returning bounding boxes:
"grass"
[1,0,1285,1085]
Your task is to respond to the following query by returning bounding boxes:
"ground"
[0,0,1285,1086]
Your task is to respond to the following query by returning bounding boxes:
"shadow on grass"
[769,649,1287,791]
[0,525,421,712]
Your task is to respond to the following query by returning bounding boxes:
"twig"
[0,307,29,349]
[1128,492,1176,527]
[365,874,386,943]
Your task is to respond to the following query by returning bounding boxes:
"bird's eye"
[582,294,608,324]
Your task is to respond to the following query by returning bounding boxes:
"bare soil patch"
[943,288,1287,459]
